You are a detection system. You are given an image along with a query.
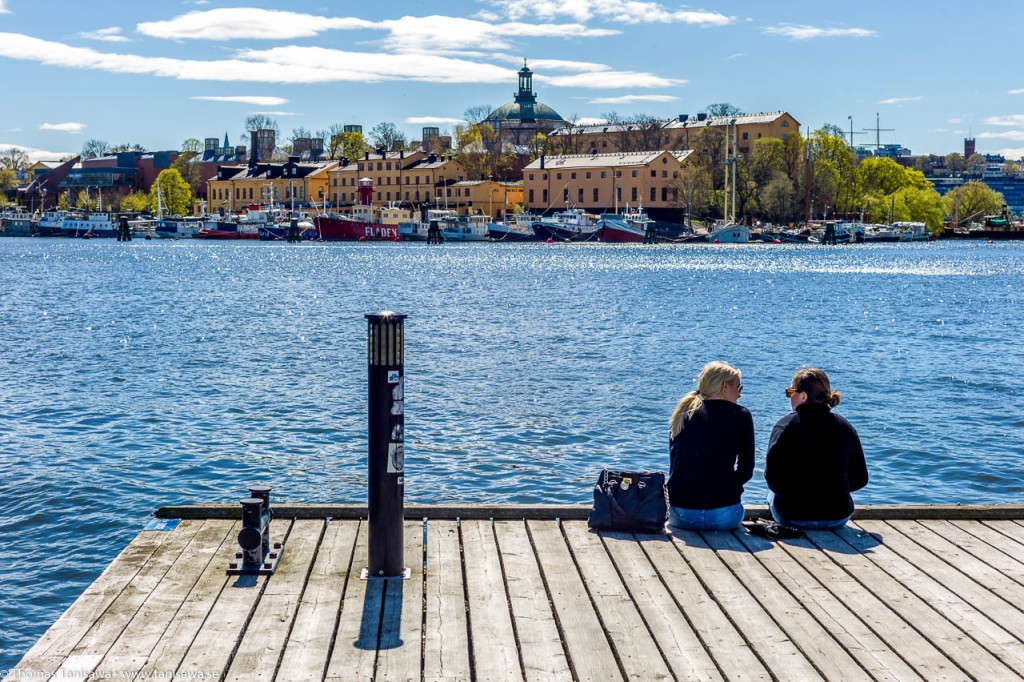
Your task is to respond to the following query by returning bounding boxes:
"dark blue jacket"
[668,400,755,509]
[765,403,868,521]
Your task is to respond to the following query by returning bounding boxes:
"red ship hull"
[314,216,400,241]
[194,229,258,240]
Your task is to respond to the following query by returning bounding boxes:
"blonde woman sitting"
[668,361,754,530]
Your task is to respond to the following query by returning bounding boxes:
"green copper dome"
[486,101,565,122]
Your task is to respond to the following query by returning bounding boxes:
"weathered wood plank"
[601,531,723,681]
[136,522,242,677]
[375,520,426,681]
[93,520,235,676]
[325,520,380,681]
[963,520,1024,566]
[422,521,471,682]
[461,519,523,682]
[702,530,870,681]
[275,520,359,682]
[776,534,962,680]
[920,519,1024,585]
[734,529,924,682]
[223,519,324,682]
[846,521,1024,673]
[809,527,1019,679]
[174,521,289,676]
[527,520,622,681]
[493,520,572,682]
[639,531,771,681]
[53,520,205,682]
[14,526,171,675]
[670,529,824,680]
[561,522,671,680]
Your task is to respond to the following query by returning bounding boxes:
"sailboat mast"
[731,123,737,223]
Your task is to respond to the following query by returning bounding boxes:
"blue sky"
[2,0,1023,162]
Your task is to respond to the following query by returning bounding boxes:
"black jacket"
[668,400,755,509]
[765,403,869,521]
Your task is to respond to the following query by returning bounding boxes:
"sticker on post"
[388,443,405,473]
[387,371,400,384]
[391,423,404,442]
[391,400,403,416]
[392,378,403,400]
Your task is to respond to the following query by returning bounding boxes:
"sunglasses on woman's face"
[785,387,798,398]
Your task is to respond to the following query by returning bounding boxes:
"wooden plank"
[600,531,723,681]
[137,522,242,677]
[460,519,523,681]
[846,522,1024,673]
[639,531,771,680]
[493,521,571,682]
[805,529,1016,680]
[53,520,205,682]
[275,520,359,682]
[174,521,290,676]
[224,519,325,682]
[920,519,1024,585]
[92,520,236,676]
[324,520,381,681]
[885,520,1024,608]
[14,526,171,675]
[422,521,471,682]
[670,529,824,680]
[154,503,1024,521]
[374,520,426,681]
[734,529,924,682]
[526,520,622,681]
[775,533,961,680]
[702,530,870,681]
[561,522,671,680]
[970,520,1024,562]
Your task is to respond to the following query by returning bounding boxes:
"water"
[1,238,1023,667]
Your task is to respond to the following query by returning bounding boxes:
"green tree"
[149,168,193,216]
[171,150,203,196]
[454,122,515,182]
[119,190,151,213]
[1002,162,1021,175]
[57,192,70,210]
[332,131,369,162]
[945,152,966,173]
[181,138,202,154]
[75,189,96,210]
[966,154,988,175]
[0,168,17,191]
[943,181,1005,226]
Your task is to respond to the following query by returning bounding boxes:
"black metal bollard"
[117,217,132,242]
[227,484,283,576]
[365,312,406,577]
[287,218,299,243]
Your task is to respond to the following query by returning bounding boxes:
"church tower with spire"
[514,60,537,123]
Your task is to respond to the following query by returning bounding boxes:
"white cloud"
[79,27,129,43]
[192,95,289,106]
[877,96,922,105]
[375,16,617,54]
[1009,89,1024,95]
[575,117,609,125]
[39,121,87,132]
[764,24,877,40]
[726,53,746,60]
[492,55,611,73]
[0,1,9,14]
[541,71,684,88]
[995,147,1024,160]
[254,110,300,116]
[0,143,75,162]
[588,94,680,104]
[3,127,21,133]
[977,130,1024,140]
[406,116,463,125]
[948,117,963,124]
[493,0,732,26]
[138,9,374,40]
[985,114,1024,127]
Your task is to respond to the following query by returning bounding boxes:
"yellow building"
[549,111,800,156]
[522,150,692,218]
[326,150,466,209]
[444,180,523,218]
[206,157,337,213]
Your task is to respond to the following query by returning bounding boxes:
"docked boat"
[597,207,655,243]
[0,210,35,237]
[194,219,259,240]
[487,213,540,241]
[35,210,68,237]
[892,221,933,241]
[314,203,409,241]
[398,208,457,241]
[863,224,902,242]
[63,212,118,238]
[532,208,600,241]
[440,214,490,242]
[154,217,203,239]
[808,221,864,244]
[708,221,750,243]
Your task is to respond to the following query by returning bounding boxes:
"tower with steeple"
[515,60,537,123]
[484,59,565,140]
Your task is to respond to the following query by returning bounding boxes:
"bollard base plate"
[227,541,284,576]
[360,567,411,580]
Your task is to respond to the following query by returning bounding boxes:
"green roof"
[486,101,565,123]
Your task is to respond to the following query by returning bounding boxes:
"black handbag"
[588,469,669,533]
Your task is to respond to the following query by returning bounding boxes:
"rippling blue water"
[2,238,1023,666]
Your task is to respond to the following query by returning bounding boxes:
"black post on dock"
[287,218,300,243]
[643,222,658,244]
[116,217,132,241]
[427,222,443,244]
[365,311,407,578]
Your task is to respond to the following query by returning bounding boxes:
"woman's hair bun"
[827,391,841,408]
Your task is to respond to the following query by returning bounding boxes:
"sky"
[2,0,1024,163]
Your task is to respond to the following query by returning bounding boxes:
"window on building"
[782,134,788,141]
[377,162,383,170]
[426,191,431,200]
[529,189,535,202]
[651,170,656,177]
[405,192,410,200]
[617,187,622,202]
[593,188,599,202]
[333,178,337,186]
[632,187,638,202]
[571,172,577,179]
[563,188,569,202]
[602,140,608,148]
[300,187,305,198]
[386,162,392,170]
[651,187,656,202]
[542,189,548,203]
[376,192,381,200]
[631,170,638,178]
[333,192,337,203]
[529,173,534,181]
[781,120,789,127]
[586,172,592,179]
[661,187,668,202]
[387,192,391,200]
[543,173,547,181]
[601,171,606,178]
[415,191,420,200]
[556,173,562,180]
[405,177,410,184]
[742,132,749,140]
[578,188,584,202]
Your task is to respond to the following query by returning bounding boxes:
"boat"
[0,210,36,237]
[398,208,456,241]
[194,218,259,240]
[808,221,864,244]
[708,221,750,243]
[314,203,410,241]
[63,212,118,238]
[863,224,902,242]
[597,206,656,243]
[35,210,68,237]
[532,208,600,241]
[440,213,491,241]
[892,221,933,242]
[154,217,203,239]
[487,213,540,241]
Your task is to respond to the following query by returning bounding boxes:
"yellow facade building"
[522,150,692,217]
[206,157,337,212]
[326,150,467,209]
[443,180,523,218]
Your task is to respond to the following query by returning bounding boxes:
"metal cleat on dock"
[227,484,284,576]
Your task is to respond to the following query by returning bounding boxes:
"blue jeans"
[768,493,850,530]
[669,503,744,531]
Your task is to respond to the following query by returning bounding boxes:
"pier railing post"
[365,311,407,577]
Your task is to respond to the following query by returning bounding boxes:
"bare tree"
[704,103,743,118]
[241,115,280,142]
[368,122,408,151]
[81,139,110,160]
[464,104,495,126]
[0,147,30,171]
[317,123,346,159]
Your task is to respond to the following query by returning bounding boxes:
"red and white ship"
[314,179,411,241]
[597,206,655,243]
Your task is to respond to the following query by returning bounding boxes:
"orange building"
[206,157,337,212]
[443,180,523,218]
[326,150,466,209]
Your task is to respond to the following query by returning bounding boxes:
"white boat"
[598,206,656,243]
[63,212,118,238]
[154,217,203,239]
[36,210,67,237]
[893,221,931,241]
[440,213,490,241]
[0,210,35,237]
[708,221,750,243]
[532,208,600,241]
[864,224,902,242]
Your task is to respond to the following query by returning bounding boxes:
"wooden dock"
[14,505,1024,681]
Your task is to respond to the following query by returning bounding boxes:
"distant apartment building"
[549,112,800,156]
[522,150,692,220]
[326,150,466,210]
[443,180,523,219]
[207,157,338,212]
